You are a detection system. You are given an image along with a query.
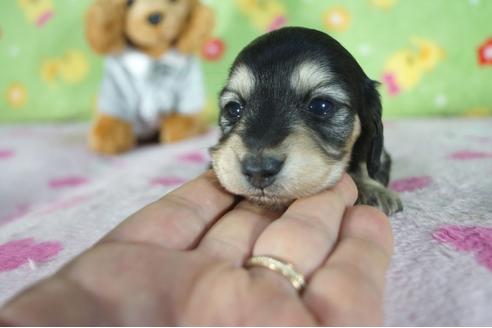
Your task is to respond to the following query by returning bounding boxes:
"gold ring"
[245,255,306,293]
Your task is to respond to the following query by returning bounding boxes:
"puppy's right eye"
[224,101,243,121]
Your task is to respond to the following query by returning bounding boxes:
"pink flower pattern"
[448,150,492,160]
[433,226,492,271]
[48,176,89,189]
[0,238,62,272]
[390,176,432,192]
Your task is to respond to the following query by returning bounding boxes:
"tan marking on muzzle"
[211,129,250,196]
[212,115,361,207]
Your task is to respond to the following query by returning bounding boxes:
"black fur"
[214,27,402,215]
[222,27,358,155]
[222,27,383,178]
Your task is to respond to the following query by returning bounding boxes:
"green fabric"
[1,0,491,123]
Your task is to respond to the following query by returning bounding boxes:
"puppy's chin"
[250,174,344,206]
[246,194,293,210]
[213,168,345,210]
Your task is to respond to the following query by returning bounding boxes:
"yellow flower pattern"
[41,50,89,84]
[17,0,54,27]
[1,0,491,119]
[370,0,398,10]
[236,0,286,31]
[382,38,445,95]
[5,82,28,109]
[323,6,351,32]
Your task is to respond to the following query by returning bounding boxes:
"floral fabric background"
[0,0,491,122]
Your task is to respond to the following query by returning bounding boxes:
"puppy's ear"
[355,79,384,178]
[85,0,127,55]
[175,1,215,54]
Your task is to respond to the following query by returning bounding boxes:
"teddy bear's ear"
[85,0,127,55]
[175,1,215,54]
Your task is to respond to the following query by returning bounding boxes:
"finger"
[197,200,282,264]
[0,276,102,326]
[304,205,393,326]
[252,173,357,277]
[104,170,235,250]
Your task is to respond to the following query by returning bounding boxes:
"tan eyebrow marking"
[290,61,349,103]
[227,64,256,99]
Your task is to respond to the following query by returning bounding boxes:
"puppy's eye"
[224,101,243,121]
[307,98,334,117]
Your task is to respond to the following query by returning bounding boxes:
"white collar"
[119,48,189,79]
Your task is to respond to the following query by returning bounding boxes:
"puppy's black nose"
[241,156,284,189]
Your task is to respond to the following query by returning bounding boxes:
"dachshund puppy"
[210,27,402,215]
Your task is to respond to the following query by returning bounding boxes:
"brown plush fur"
[160,113,209,143]
[85,0,214,154]
[89,114,135,154]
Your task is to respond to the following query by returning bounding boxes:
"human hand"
[0,171,393,326]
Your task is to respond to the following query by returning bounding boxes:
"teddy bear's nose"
[148,12,163,25]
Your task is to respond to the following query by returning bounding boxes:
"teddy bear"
[85,0,214,154]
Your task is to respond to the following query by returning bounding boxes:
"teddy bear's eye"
[147,12,163,25]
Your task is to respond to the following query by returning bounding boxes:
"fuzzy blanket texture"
[0,119,491,326]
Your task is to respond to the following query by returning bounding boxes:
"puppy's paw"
[356,181,403,216]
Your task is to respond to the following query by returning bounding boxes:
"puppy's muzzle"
[241,155,284,189]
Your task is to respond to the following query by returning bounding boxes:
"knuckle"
[347,205,393,251]
[335,173,358,206]
[343,174,359,204]
[353,205,391,230]
[153,197,206,249]
[309,267,384,324]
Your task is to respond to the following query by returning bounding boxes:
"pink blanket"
[1,119,491,325]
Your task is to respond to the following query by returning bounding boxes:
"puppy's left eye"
[307,98,334,117]
[224,101,243,121]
